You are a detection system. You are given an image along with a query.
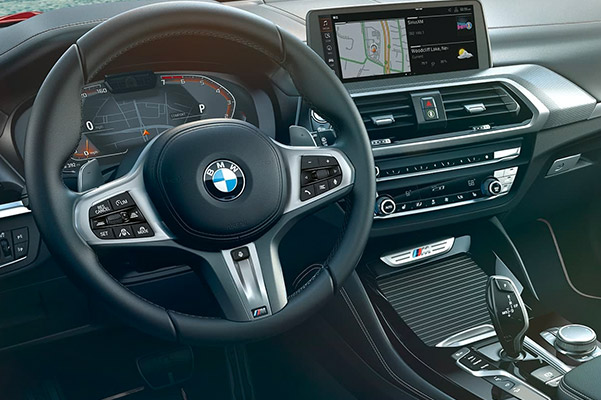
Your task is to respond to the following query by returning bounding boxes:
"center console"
[304,1,560,236]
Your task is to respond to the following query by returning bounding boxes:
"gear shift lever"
[486,276,529,359]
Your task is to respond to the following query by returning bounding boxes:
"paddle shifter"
[486,276,529,359]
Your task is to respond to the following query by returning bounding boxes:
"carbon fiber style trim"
[377,254,491,346]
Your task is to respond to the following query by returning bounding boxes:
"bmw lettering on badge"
[203,160,246,201]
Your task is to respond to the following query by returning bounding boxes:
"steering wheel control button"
[109,192,134,210]
[301,156,319,169]
[318,156,338,167]
[328,176,342,189]
[203,160,246,202]
[299,155,343,201]
[132,223,153,238]
[106,213,124,225]
[231,247,250,262]
[12,228,28,244]
[300,185,316,201]
[89,200,112,217]
[114,226,134,239]
[94,228,114,240]
[252,306,268,318]
[315,182,329,195]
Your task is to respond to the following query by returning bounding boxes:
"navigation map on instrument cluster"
[335,19,411,79]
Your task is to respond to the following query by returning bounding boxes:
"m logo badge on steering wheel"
[203,160,245,201]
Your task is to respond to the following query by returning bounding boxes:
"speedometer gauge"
[65,72,238,174]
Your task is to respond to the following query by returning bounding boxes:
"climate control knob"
[375,196,396,216]
[481,178,503,197]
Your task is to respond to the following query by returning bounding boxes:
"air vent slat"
[353,91,417,143]
[440,83,528,132]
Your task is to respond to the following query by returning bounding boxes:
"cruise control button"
[91,218,108,229]
[132,223,153,238]
[12,227,28,244]
[318,156,338,167]
[114,226,134,239]
[14,242,28,258]
[106,213,124,225]
[127,208,144,222]
[109,192,135,210]
[300,185,316,201]
[301,156,319,170]
[89,200,112,217]
[315,182,329,195]
[94,228,114,239]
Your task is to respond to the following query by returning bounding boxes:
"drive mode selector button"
[375,196,396,216]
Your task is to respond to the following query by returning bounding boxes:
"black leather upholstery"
[558,356,601,400]
[24,2,375,343]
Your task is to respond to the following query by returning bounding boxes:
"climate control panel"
[375,167,518,219]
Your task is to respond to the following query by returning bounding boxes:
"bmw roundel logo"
[203,160,245,201]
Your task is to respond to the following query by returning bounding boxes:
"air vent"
[440,83,532,132]
[353,91,417,144]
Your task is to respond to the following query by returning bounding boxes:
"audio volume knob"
[555,324,597,356]
[482,178,502,196]
[375,196,396,216]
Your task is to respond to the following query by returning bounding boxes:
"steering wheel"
[24,2,375,344]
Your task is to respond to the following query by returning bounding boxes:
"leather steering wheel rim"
[24,1,375,344]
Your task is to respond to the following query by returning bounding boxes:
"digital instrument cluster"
[62,71,258,176]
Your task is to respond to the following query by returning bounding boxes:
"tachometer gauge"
[159,74,236,119]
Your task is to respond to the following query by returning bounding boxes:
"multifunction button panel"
[375,167,518,218]
[300,156,343,201]
[0,226,29,266]
[89,192,154,240]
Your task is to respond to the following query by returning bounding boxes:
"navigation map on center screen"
[335,19,412,78]
[316,5,479,81]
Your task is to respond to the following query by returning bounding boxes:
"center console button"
[14,242,28,258]
[12,228,28,244]
[531,365,562,383]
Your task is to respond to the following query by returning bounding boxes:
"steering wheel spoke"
[189,236,287,321]
[73,151,173,246]
[274,142,355,218]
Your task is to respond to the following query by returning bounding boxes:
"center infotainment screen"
[311,4,483,82]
